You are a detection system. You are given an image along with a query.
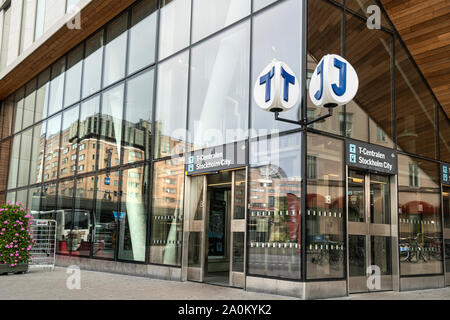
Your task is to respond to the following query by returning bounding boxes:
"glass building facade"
[0,0,449,298]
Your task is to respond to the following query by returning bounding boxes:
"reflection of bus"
[32,210,91,252]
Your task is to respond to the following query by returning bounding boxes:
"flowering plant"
[0,202,34,267]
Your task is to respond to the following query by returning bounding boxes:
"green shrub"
[0,202,34,267]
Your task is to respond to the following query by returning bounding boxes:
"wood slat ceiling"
[0,0,138,101]
[380,0,450,118]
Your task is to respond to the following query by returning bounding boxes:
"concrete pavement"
[1,267,450,300]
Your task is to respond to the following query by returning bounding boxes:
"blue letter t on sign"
[260,66,275,102]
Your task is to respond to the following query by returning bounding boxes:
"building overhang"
[0,0,138,101]
[381,0,450,118]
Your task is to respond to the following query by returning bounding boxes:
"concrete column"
[19,0,37,54]
[6,0,23,66]
[43,0,65,33]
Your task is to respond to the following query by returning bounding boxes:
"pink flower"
[3,221,8,224]
[1,228,4,231]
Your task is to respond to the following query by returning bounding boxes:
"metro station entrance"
[347,170,397,293]
[182,169,247,288]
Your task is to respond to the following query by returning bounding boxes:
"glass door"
[182,175,207,282]
[348,170,393,293]
[229,169,247,288]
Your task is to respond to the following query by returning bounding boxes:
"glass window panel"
[34,0,46,41]
[73,176,95,257]
[192,0,250,43]
[40,181,57,212]
[124,69,154,164]
[14,88,25,134]
[371,236,392,276]
[43,115,61,182]
[64,44,84,108]
[94,172,119,259]
[118,166,149,262]
[154,51,189,159]
[396,40,437,159]
[79,95,100,174]
[306,0,342,135]
[23,80,36,129]
[98,84,124,170]
[17,129,33,188]
[232,232,245,272]
[35,68,51,122]
[48,58,66,116]
[252,0,303,135]
[16,189,28,209]
[28,186,41,212]
[306,133,345,279]
[128,0,158,74]
[346,13,394,147]
[158,0,191,60]
[348,170,365,222]
[103,13,128,88]
[439,108,450,162]
[248,133,302,279]
[446,240,450,275]
[444,187,450,229]
[56,180,74,254]
[189,21,250,151]
[7,135,21,189]
[30,123,44,185]
[234,170,246,219]
[82,30,104,98]
[188,232,201,267]
[150,157,185,266]
[398,154,442,275]
[370,174,390,224]
[60,105,79,178]
[6,192,16,204]
[349,235,365,276]
[253,0,278,12]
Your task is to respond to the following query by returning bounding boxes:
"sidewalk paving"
[1,267,450,300]
[0,267,291,300]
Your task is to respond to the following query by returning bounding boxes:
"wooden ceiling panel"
[380,0,450,118]
[0,0,138,101]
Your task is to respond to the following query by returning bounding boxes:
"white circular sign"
[254,60,300,113]
[309,54,358,108]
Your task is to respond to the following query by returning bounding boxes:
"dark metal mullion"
[173,0,194,269]
[147,0,162,265]
[244,0,254,282]
[342,0,348,282]
[392,33,397,150]
[301,0,308,282]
